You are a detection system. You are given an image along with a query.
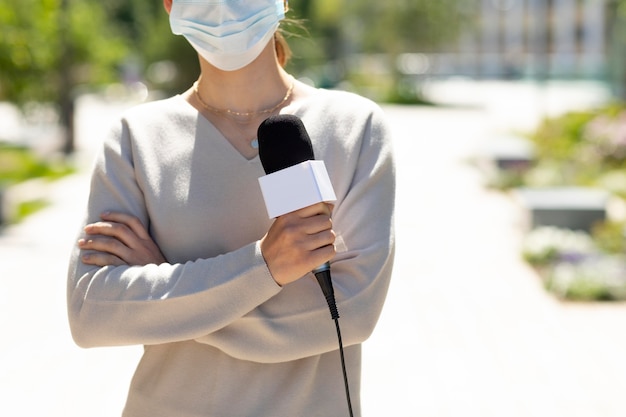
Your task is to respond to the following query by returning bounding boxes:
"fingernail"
[78,239,85,246]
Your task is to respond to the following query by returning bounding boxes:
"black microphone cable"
[312,262,354,417]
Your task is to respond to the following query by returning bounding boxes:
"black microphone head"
[257,114,314,174]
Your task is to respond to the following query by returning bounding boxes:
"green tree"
[347,0,476,100]
[0,0,128,153]
[1,0,475,156]
[101,0,199,93]
[287,0,475,100]
[345,0,471,54]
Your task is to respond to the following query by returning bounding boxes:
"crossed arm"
[78,203,336,287]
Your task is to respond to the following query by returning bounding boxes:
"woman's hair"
[274,31,292,68]
[275,14,307,68]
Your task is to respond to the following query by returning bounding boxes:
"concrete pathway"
[1,82,625,416]
[362,103,626,417]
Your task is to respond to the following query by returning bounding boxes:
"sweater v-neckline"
[172,94,261,163]
[202,118,261,163]
[174,92,318,163]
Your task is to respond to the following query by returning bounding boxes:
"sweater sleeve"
[67,96,395,364]
[67,119,282,348]
[193,102,396,363]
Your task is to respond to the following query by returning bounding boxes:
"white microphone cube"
[258,160,337,218]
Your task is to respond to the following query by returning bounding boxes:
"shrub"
[523,226,626,301]
[0,143,73,185]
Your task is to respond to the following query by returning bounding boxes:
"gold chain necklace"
[193,79,294,123]
[193,79,295,149]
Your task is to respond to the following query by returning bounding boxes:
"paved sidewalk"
[0,96,143,416]
[362,103,626,417]
[1,84,626,416]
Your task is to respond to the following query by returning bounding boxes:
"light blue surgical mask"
[170,0,286,71]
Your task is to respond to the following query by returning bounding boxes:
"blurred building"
[425,0,609,80]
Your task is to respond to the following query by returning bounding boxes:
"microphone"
[257,114,314,175]
[257,114,355,417]
[257,114,338,319]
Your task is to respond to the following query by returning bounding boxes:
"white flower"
[523,226,597,263]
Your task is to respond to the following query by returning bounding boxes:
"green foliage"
[286,0,474,97]
[517,102,626,190]
[101,0,199,93]
[551,277,616,302]
[343,0,474,54]
[529,111,597,162]
[515,103,626,302]
[0,0,128,104]
[16,199,50,221]
[592,220,626,254]
[522,226,626,302]
[1,0,474,105]
[0,143,73,184]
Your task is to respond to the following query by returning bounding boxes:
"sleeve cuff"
[255,240,282,289]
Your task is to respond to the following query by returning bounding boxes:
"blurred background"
[3,0,626,416]
[2,0,626,155]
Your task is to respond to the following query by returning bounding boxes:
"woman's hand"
[78,212,166,267]
[260,202,336,286]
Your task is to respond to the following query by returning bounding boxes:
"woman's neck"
[181,40,305,160]
[191,42,292,115]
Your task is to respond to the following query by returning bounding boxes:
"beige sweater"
[67,88,395,417]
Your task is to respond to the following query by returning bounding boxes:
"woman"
[67,1,395,416]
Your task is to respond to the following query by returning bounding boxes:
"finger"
[81,252,126,267]
[307,245,336,270]
[309,242,337,267]
[295,202,332,219]
[99,211,151,240]
[78,236,130,260]
[303,215,333,236]
[304,229,336,251]
[84,221,138,249]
